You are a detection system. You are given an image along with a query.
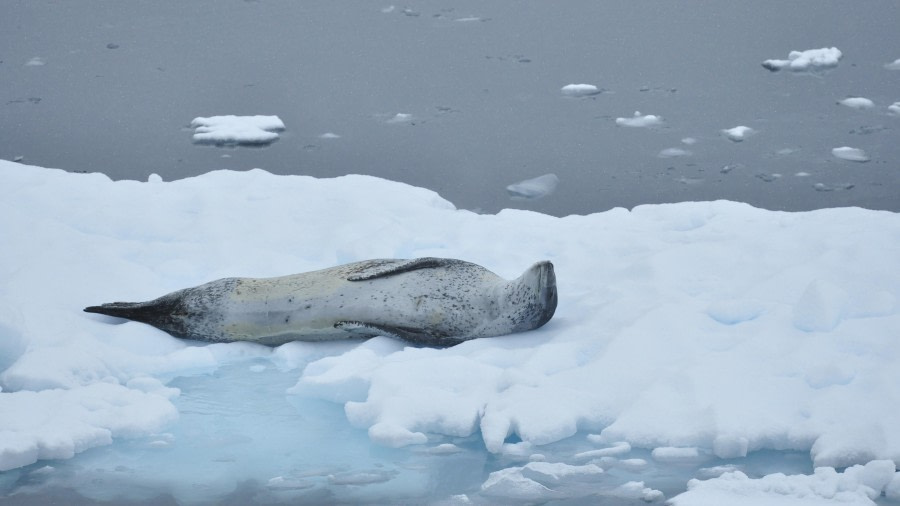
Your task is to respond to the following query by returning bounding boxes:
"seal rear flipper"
[346,258,462,282]
[334,321,464,348]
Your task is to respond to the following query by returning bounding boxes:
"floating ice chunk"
[13,156,24,163]
[761,47,842,72]
[612,481,665,502]
[574,441,631,460]
[506,173,559,200]
[722,126,755,142]
[838,97,875,110]
[25,57,45,66]
[795,171,811,177]
[381,5,395,14]
[319,132,341,139]
[658,147,691,158]
[425,443,462,455]
[681,137,697,145]
[793,279,847,332]
[616,111,664,127]
[519,462,604,485]
[190,115,285,146]
[813,182,854,192]
[831,146,870,162]
[888,102,900,115]
[386,113,413,124]
[328,469,397,485]
[481,466,558,500]
[884,58,900,70]
[560,84,602,97]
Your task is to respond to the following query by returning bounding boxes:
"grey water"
[2,1,899,217]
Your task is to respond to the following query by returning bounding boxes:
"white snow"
[762,47,842,73]
[616,111,664,128]
[837,97,875,110]
[884,58,900,70]
[831,146,870,162]
[722,126,756,142]
[560,83,602,97]
[190,115,285,146]
[1,160,899,504]
[888,102,900,116]
[505,173,559,200]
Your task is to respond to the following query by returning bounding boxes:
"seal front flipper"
[346,257,461,281]
[335,321,464,348]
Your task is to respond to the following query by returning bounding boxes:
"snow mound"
[190,115,285,146]
[616,111,664,128]
[762,47,842,73]
[506,173,559,200]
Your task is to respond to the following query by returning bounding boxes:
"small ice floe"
[13,156,24,163]
[611,481,664,502]
[25,57,45,66]
[761,47,842,73]
[681,137,697,145]
[831,146,870,162]
[386,113,413,124]
[560,84,602,97]
[795,171,811,177]
[814,182,854,192]
[319,132,341,139]
[615,111,663,128]
[506,173,559,200]
[721,126,755,142]
[720,163,743,174]
[381,5,395,13]
[888,102,900,115]
[884,58,900,70]
[755,173,782,183]
[651,446,705,463]
[838,97,875,110]
[658,147,691,158]
[190,115,285,146]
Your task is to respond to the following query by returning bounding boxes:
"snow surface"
[190,115,285,146]
[1,160,899,504]
[762,47,843,73]
[505,173,559,200]
[722,126,756,142]
[832,147,871,163]
[616,111,664,128]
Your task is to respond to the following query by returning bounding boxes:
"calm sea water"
[3,1,898,217]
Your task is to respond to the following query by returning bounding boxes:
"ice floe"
[505,173,559,200]
[722,126,755,142]
[560,83,602,97]
[838,97,875,110]
[190,115,285,146]
[762,47,842,73]
[831,146,870,162]
[616,111,664,128]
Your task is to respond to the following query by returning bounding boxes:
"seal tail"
[84,301,163,323]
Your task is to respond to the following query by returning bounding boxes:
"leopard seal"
[84,258,557,347]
